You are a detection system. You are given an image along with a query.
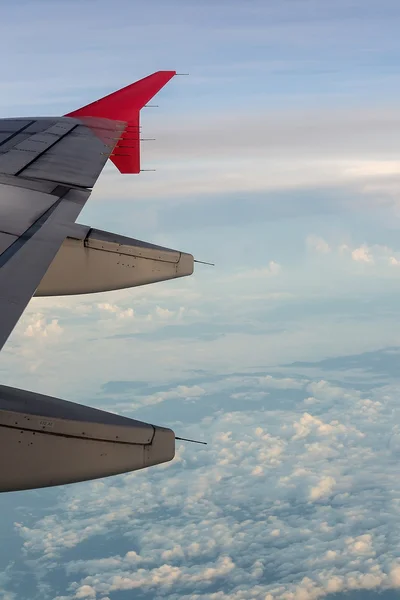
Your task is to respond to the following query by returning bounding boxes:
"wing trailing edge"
[65,71,176,174]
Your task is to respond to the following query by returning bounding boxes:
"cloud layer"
[7,359,400,599]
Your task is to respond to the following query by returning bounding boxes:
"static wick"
[144,104,159,107]
[176,73,190,76]
[140,169,156,172]
[194,259,215,266]
[176,436,207,445]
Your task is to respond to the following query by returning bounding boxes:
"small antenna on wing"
[176,436,207,445]
[194,259,215,266]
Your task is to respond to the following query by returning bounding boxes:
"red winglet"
[66,71,176,174]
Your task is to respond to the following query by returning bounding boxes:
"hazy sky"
[1,1,400,599]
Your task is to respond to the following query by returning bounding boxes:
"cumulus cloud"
[154,306,176,320]
[345,242,400,266]
[74,586,96,599]
[351,246,374,264]
[306,380,360,402]
[153,306,192,321]
[10,366,400,599]
[309,475,336,501]
[258,375,306,389]
[23,314,63,338]
[306,236,331,254]
[97,303,134,319]
[307,236,400,268]
[345,534,375,557]
[230,261,282,280]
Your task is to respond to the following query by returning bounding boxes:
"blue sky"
[2,0,400,599]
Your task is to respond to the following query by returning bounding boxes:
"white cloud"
[306,380,360,402]
[309,475,336,501]
[390,564,400,586]
[74,586,96,599]
[23,314,63,338]
[345,242,400,267]
[153,306,190,321]
[268,261,281,276]
[230,261,282,280]
[351,246,374,264]
[154,306,176,320]
[259,375,306,389]
[308,238,400,269]
[306,236,331,254]
[97,303,134,319]
[12,369,400,599]
[346,534,374,557]
[116,384,207,412]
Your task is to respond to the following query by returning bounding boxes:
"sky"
[1,0,400,598]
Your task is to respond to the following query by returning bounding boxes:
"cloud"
[351,246,374,264]
[116,384,207,411]
[345,243,400,267]
[309,475,336,500]
[346,534,375,557]
[306,380,360,402]
[74,586,96,599]
[258,375,306,389]
[23,314,63,338]
[9,363,400,599]
[306,236,331,254]
[97,303,135,319]
[229,261,282,280]
[307,236,400,269]
[153,306,193,321]
[154,306,176,320]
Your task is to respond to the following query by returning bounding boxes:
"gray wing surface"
[0,116,123,350]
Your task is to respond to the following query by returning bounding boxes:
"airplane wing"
[0,71,176,352]
[0,71,197,492]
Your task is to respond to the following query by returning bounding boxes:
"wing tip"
[65,70,177,121]
[66,70,178,175]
